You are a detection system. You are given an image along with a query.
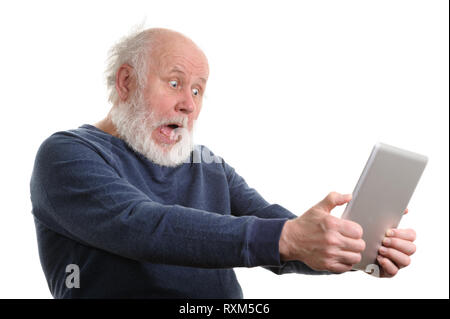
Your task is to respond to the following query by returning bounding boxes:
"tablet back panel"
[342,143,428,271]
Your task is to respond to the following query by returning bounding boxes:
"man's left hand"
[376,208,417,278]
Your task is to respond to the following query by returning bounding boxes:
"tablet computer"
[341,143,428,272]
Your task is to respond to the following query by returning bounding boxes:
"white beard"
[109,91,194,167]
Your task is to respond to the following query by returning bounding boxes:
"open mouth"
[155,122,184,145]
[167,123,180,129]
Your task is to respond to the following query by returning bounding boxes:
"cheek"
[194,100,202,116]
[143,79,173,108]
[190,111,201,129]
[147,90,176,112]
[159,96,175,110]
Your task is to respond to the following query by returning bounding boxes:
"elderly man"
[30,28,416,298]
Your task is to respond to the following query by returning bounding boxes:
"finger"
[382,237,416,256]
[317,192,352,212]
[377,255,398,277]
[386,228,416,241]
[404,208,409,215]
[328,262,354,274]
[338,220,363,239]
[339,235,366,253]
[378,246,411,268]
[337,251,362,265]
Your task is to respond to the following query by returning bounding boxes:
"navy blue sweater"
[30,124,324,299]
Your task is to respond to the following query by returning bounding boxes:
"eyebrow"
[169,66,207,84]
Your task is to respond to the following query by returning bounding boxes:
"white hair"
[105,28,166,105]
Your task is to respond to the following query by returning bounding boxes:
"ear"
[115,64,135,101]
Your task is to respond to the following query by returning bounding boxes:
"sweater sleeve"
[222,158,332,275]
[30,134,286,269]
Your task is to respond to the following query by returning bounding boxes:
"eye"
[169,80,178,89]
[192,88,200,96]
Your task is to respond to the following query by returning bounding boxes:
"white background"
[0,0,448,299]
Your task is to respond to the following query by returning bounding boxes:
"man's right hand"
[279,192,366,273]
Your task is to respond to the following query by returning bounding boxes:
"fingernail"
[383,238,391,245]
[379,246,387,254]
[386,229,394,237]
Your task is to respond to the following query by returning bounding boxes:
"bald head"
[145,28,205,53]
[147,28,209,73]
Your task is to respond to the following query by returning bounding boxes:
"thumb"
[317,192,352,212]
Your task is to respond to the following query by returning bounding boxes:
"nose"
[175,89,195,115]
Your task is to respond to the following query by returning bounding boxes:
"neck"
[94,109,119,137]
